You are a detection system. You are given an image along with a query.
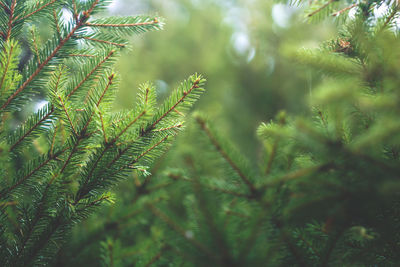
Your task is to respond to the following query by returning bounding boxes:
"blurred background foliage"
[110,0,335,158]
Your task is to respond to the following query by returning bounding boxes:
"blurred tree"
[112,0,334,158]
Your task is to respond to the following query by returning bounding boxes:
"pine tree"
[55,0,400,266]
[0,0,205,265]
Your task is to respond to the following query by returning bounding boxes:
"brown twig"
[21,0,58,20]
[332,3,358,17]
[67,50,115,98]
[85,19,159,28]
[81,36,126,47]
[196,116,258,195]
[308,0,336,17]
[0,0,100,110]
[150,78,201,129]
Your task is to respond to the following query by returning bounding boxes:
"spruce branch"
[0,40,15,93]
[308,0,336,17]
[85,18,160,28]
[21,0,58,21]
[195,116,258,196]
[67,49,115,99]
[0,0,100,111]
[80,36,126,48]
[147,203,215,259]
[1,148,68,198]
[150,76,202,130]
[4,0,16,41]
[332,3,358,17]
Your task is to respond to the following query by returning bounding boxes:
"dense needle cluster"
[0,0,204,265]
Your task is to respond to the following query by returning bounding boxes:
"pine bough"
[0,0,205,265]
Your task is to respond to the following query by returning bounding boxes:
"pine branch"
[4,0,16,41]
[58,95,77,136]
[0,0,100,111]
[308,0,336,18]
[21,0,58,21]
[9,105,54,152]
[81,36,126,47]
[0,40,15,93]
[67,50,115,98]
[332,3,358,17]
[1,148,67,198]
[196,116,258,196]
[85,18,160,28]
[149,77,201,130]
[147,203,214,259]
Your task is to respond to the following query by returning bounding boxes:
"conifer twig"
[2,148,68,197]
[81,36,126,47]
[196,116,258,195]
[67,50,115,98]
[85,19,160,28]
[58,96,77,136]
[0,0,100,111]
[4,0,16,41]
[147,203,214,259]
[9,106,54,152]
[0,41,15,94]
[21,0,58,21]
[150,77,201,129]
[332,3,358,16]
[30,29,41,64]
[308,0,336,17]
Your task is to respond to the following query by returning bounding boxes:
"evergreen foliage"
[55,0,400,266]
[0,0,204,265]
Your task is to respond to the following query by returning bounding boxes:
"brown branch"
[332,3,358,17]
[131,135,169,164]
[168,174,251,199]
[74,109,147,203]
[81,36,126,47]
[145,251,162,267]
[15,172,59,260]
[147,203,214,258]
[50,123,59,156]
[53,9,61,39]
[99,110,108,143]
[85,19,159,28]
[110,110,146,144]
[72,0,78,22]
[0,1,8,12]
[154,124,183,132]
[97,73,114,106]
[150,78,200,130]
[0,41,14,95]
[1,148,67,198]
[382,3,400,29]
[9,106,54,152]
[80,73,115,135]
[60,142,78,174]
[67,49,115,98]
[58,95,77,136]
[9,67,65,151]
[68,54,95,57]
[260,163,333,189]
[22,0,58,20]
[4,0,16,41]
[30,29,41,64]
[308,0,336,17]
[0,0,100,110]
[265,142,277,175]
[196,116,257,195]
